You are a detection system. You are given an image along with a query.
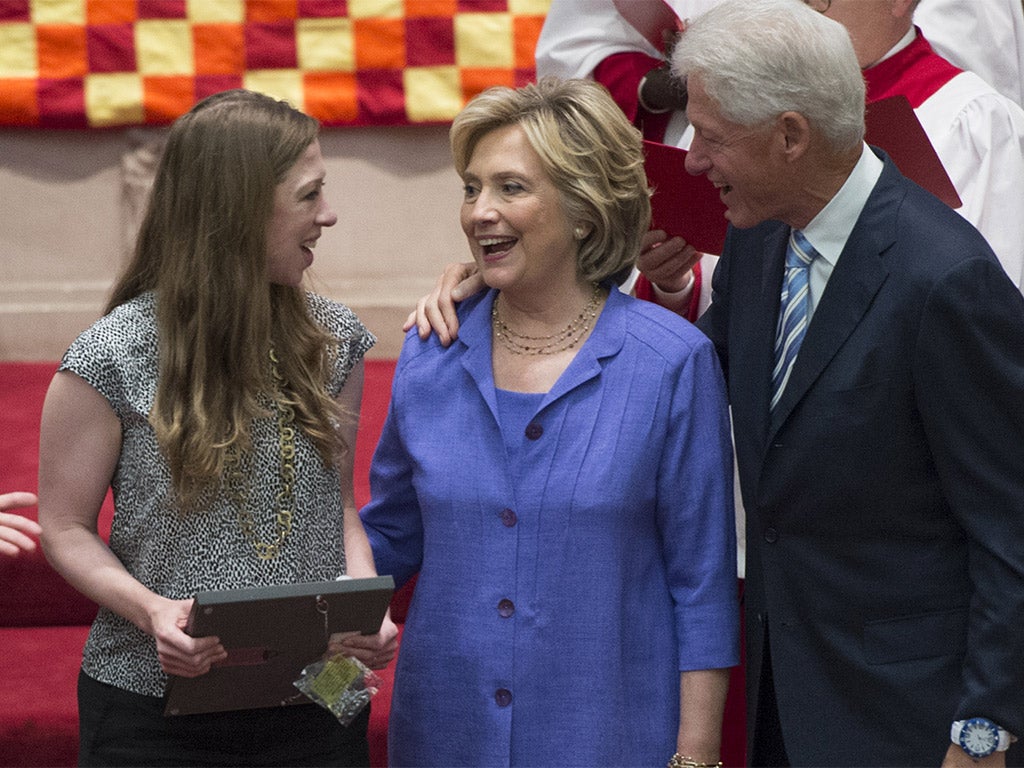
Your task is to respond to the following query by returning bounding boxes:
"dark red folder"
[865,94,961,209]
[643,139,729,255]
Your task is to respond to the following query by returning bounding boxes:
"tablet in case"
[163,575,394,716]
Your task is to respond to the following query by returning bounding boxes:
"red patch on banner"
[298,0,348,17]
[37,78,87,128]
[195,74,245,101]
[405,17,455,66]
[457,0,506,11]
[357,69,406,123]
[137,0,187,19]
[0,1,30,22]
[245,22,298,70]
[87,24,136,73]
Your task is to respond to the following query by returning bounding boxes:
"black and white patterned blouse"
[59,291,375,697]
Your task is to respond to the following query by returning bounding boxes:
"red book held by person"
[643,139,729,255]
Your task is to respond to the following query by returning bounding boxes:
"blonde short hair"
[451,77,651,284]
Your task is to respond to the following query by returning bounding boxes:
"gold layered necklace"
[491,283,603,356]
[225,348,297,560]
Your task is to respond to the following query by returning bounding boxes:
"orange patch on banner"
[513,14,544,70]
[37,25,89,79]
[304,71,358,122]
[87,0,138,24]
[460,67,514,100]
[193,24,246,74]
[248,0,300,22]
[0,78,38,125]
[405,0,457,17]
[143,75,195,122]
[353,18,405,69]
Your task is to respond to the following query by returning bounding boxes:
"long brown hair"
[107,89,344,507]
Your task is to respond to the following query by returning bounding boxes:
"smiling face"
[684,73,791,230]
[265,140,338,286]
[459,124,579,295]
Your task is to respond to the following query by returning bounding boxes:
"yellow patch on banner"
[297,18,355,73]
[85,72,144,126]
[455,13,513,69]
[136,21,194,76]
[187,0,245,24]
[348,0,403,20]
[31,0,86,26]
[245,69,306,111]
[404,65,462,121]
[0,24,38,79]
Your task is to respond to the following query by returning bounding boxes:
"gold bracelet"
[667,755,724,768]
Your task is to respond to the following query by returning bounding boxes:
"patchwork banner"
[0,0,551,128]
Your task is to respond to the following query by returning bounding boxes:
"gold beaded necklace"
[225,348,297,561]
[491,283,603,356]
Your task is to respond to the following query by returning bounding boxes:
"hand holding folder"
[164,575,394,716]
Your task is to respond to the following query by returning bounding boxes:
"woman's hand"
[0,492,42,556]
[327,610,400,670]
[151,597,227,678]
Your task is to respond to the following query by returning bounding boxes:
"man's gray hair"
[672,0,865,151]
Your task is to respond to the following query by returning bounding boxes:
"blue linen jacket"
[361,286,739,767]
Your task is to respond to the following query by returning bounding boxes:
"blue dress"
[361,287,739,767]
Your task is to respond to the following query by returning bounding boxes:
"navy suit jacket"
[699,150,1024,766]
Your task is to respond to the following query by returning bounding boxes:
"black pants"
[78,671,370,767]
[749,624,790,768]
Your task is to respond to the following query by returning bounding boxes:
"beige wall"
[0,126,468,361]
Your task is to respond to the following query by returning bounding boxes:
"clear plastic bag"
[293,654,382,726]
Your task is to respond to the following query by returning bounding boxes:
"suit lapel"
[768,160,902,436]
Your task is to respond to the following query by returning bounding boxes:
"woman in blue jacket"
[361,77,739,768]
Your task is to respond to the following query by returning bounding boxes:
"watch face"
[960,718,999,758]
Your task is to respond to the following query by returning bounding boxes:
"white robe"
[913,0,1024,109]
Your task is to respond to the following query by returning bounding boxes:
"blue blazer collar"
[456,285,627,411]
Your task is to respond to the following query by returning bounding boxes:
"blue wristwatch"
[951,718,1012,758]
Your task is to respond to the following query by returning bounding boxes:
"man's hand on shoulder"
[403,262,484,346]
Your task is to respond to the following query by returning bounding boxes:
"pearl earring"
[574,226,586,240]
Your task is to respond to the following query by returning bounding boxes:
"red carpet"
[0,360,746,767]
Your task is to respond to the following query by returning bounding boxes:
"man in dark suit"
[674,1,1024,765]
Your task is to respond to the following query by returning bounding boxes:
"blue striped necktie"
[771,229,819,410]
